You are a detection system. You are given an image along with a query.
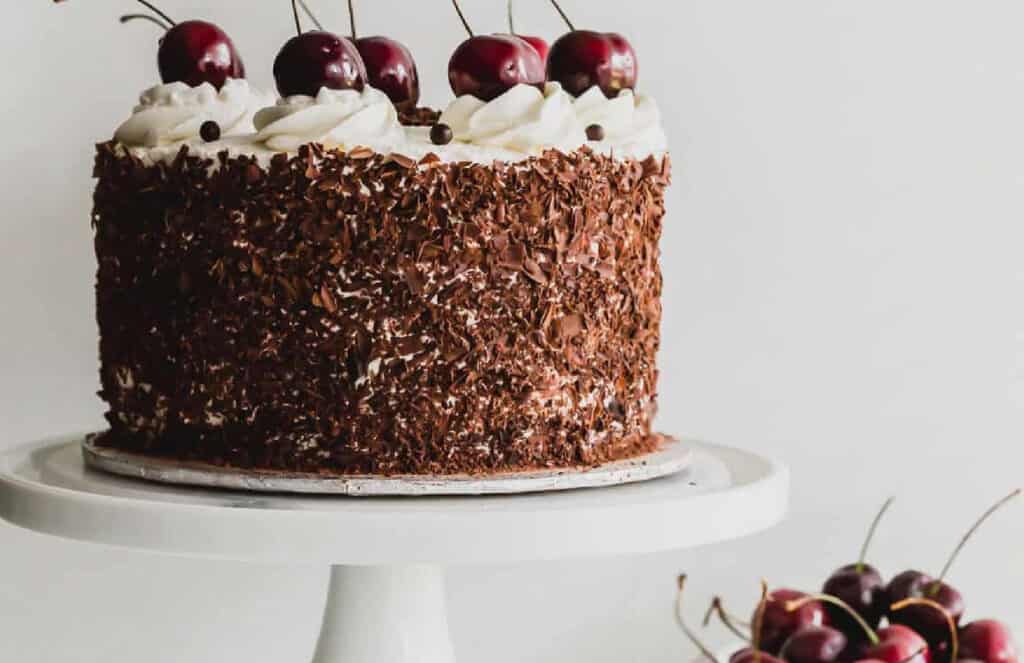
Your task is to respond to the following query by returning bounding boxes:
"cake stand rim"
[0,434,789,564]
[78,433,691,497]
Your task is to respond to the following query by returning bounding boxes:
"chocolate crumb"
[586,124,605,142]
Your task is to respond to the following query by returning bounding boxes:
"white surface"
[0,436,786,564]
[81,435,693,496]
[0,437,785,663]
[2,1,1023,662]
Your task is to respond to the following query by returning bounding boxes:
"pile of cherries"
[81,0,642,144]
[676,491,1021,663]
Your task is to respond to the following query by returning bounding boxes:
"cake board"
[0,435,789,663]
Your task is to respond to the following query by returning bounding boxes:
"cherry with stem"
[887,489,1022,647]
[823,498,895,634]
[447,0,545,101]
[117,0,245,89]
[890,599,958,663]
[274,0,367,97]
[343,0,420,107]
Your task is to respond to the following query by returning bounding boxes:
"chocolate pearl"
[586,124,605,141]
[430,123,454,146]
[200,120,222,143]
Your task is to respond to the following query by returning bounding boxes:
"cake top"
[68,0,669,166]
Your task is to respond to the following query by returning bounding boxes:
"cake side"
[93,143,671,475]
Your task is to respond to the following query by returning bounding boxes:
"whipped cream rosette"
[114,79,271,147]
[254,86,405,153]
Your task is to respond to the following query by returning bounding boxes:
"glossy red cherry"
[448,1,545,101]
[544,0,636,97]
[824,565,888,635]
[824,499,896,636]
[886,573,964,656]
[518,35,550,62]
[117,2,244,90]
[158,20,245,89]
[354,37,419,109]
[547,29,637,97]
[507,0,549,62]
[862,625,932,663]
[345,1,419,110]
[275,31,366,97]
[780,626,850,663]
[959,620,1019,663]
[754,589,829,655]
[273,0,367,97]
[889,490,1021,655]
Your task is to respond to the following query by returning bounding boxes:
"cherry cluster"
[677,492,1020,663]
[91,0,639,106]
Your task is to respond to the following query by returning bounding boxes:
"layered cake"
[89,1,671,475]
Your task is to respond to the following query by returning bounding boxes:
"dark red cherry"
[754,589,830,655]
[518,35,550,62]
[447,0,544,101]
[274,31,367,97]
[960,620,1019,663]
[158,20,245,90]
[547,30,637,97]
[862,625,931,663]
[354,37,419,109]
[780,626,850,663]
[887,573,964,655]
[448,34,545,101]
[116,2,244,90]
[506,0,549,61]
[824,499,895,637]
[824,565,888,636]
[345,1,419,109]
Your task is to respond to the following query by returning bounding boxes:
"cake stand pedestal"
[0,436,788,663]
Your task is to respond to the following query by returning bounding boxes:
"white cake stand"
[0,435,788,663]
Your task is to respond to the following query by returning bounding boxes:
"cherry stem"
[135,0,175,26]
[548,0,575,31]
[786,594,879,646]
[291,0,303,35]
[890,598,958,663]
[507,0,516,34]
[676,576,721,663]
[451,0,473,37]
[298,0,323,31]
[348,0,356,39]
[752,581,769,663]
[702,597,752,642]
[857,497,895,573]
[932,488,1020,592]
[119,13,170,30]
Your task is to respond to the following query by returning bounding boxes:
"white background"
[2,1,1023,661]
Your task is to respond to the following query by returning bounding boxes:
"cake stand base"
[313,566,454,663]
[0,436,789,663]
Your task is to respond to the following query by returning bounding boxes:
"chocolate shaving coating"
[92,141,671,475]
